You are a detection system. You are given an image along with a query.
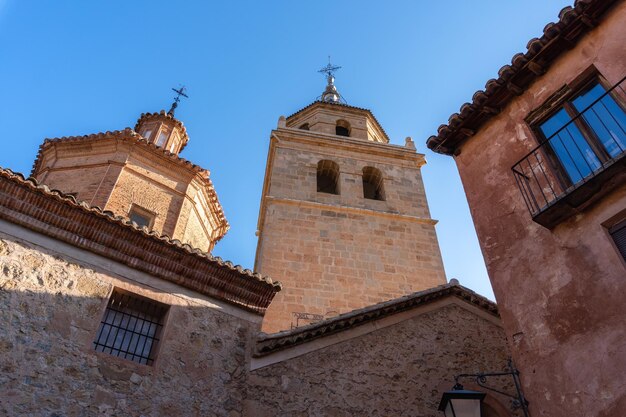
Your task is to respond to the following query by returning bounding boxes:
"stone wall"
[247,303,516,417]
[451,3,626,416]
[257,130,446,332]
[0,232,258,417]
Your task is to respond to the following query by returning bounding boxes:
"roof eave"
[426,0,619,156]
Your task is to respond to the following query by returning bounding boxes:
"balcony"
[512,77,626,228]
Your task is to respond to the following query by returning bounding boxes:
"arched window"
[336,120,350,137]
[317,160,340,195]
[299,123,310,130]
[362,167,385,200]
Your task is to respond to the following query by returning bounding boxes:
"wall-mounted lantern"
[438,358,530,417]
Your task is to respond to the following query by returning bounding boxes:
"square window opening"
[93,289,168,366]
[128,205,155,229]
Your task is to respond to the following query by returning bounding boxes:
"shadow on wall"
[0,233,517,417]
[0,234,254,417]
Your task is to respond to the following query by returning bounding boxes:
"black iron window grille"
[93,289,168,365]
[512,76,626,224]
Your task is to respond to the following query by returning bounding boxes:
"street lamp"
[438,358,530,417]
[438,384,485,417]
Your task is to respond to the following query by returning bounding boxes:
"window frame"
[93,288,169,366]
[603,210,626,268]
[128,204,156,229]
[527,71,626,190]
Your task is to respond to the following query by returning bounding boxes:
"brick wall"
[33,137,225,252]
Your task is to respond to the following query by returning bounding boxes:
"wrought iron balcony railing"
[512,77,626,227]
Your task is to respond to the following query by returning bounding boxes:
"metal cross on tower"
[318,56,342,79]
[168,86,189,116]
[317,57,345,104]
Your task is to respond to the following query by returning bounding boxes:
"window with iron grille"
[93,289,168,365]
[609,219,626,262]
[534,78,626,187]
[512,74,626,227]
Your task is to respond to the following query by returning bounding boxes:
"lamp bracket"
[453,358,530,417]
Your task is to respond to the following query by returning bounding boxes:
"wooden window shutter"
[609,219,626,261]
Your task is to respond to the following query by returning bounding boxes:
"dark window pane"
[540,108,572,138]
[572,83,605,111]
[129,212,151,228]
[93,290,167,366]
[572,83,626,157]
[541,109,601,184]
[336,125,349,136]
[317,160,340,194]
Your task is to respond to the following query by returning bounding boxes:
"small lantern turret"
[134,86,190,155]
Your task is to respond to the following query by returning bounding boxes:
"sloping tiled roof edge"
[286,100,391,143]
[0,167,280,315]
[30,128,229,238]
[426,0,619,155]
[254,283,498,356]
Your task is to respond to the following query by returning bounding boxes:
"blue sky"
[0,1,572,300]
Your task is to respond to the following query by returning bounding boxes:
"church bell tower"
[256,63,447,332]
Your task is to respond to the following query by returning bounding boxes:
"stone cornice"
[273,128,426,166]
[265,196,438,226]
[0,167,281,315]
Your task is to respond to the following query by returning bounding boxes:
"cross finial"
[168,85,189,116]
[318,56,342,79]
[317,57,345,104]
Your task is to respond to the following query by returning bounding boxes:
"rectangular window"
[513,75,626,226]
[141,129,153,140]
[93,289,168,365]
[609,219,626,262]
[536,78,626,188]
[156,131,168,147]
[128,205,155,229]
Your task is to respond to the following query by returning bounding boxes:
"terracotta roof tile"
[254,283,498,356]
[0,167,281,314]
[426,0,619,155]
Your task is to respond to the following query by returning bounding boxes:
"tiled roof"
[30,128,229,238]
[286,100,391,143]
[254,282,498,356]
[426,0,619,155]
[0,167,281,314]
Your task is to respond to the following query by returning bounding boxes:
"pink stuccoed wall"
[451,2,626,416]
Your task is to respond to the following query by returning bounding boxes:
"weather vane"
[318,56,342,79]
[168,85,189,116]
